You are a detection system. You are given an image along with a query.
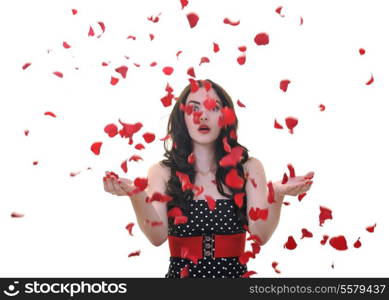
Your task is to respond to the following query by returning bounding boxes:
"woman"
[103,79,314,278]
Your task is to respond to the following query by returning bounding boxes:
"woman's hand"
[103,171,135,196]
[273,171,314,197]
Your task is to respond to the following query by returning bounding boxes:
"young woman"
[103,79,314,278]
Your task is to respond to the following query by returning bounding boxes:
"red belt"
[168,232,246,260]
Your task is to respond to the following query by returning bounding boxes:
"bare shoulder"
[148,161,170,181]
[243,156,265,173]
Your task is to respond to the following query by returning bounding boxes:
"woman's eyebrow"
[187,99,222,106]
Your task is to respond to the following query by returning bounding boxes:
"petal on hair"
[159,134,170,141]
[254,32,269,45]
[319,206,332,226]
[233,193,245,208]
[189,78,199,92]
[225,168,244,189]
[91,142,102,155]
[187,152,196,164]
[222,137,232,152]
[284,236,297,250]
[329,235,348,251]
[104,123,118,137]
[186,12,199,28]
[203,80,212,91]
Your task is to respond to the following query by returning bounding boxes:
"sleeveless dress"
[165,199,248,278]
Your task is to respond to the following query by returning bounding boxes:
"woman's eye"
[213,106,220,111]
[193,106,200,111]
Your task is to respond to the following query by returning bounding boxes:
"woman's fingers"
[112,181,126,196]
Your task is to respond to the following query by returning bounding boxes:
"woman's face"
[184,87,223,146]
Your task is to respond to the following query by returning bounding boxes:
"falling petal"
[254,33,269,45]
[284,236,297,250]
[98,21,105,34]
[143,132,155,143]
[110,76,119,85]
[199,56,210,66]
[237,99,246,107]
[242,271,257,278]
[213,42,220,53]
[298,193,307,201]
[319,104,326,111]
[104,123,118,137]
[272,262,281,273]
[204,97,217,110]
[275,6,285,17]
[233,193,245,208]
[285,116,298,134]
[22,62,31,70]
[163,66,174,75]
[121,160,128,173]
[225,168,244,189]
[287,163,295,178]
[366,223,376,233]
[125,223,135,236]
[359,48,365,55]
[329,235,348,251]
[174,215,188,225]
[189,78,200,92]
[299,16,303,26]
[33,161,38,165]
[147,14,161,23]
[115,66,128,79]
[301,228,313,239]
[223,18,240,26]
[159,134,170,141]
[187,67,196,78]
[186,12,199,28]
[238,46,246,52]
[70,171,81,177]
[11,212,24,218]
[187,152,196,164]
[63,41,71,49]
[180,265,189,278]
[24,130,29,136]
[280,80,290,92]
[354,237,361,248]
[127,35,136,40]
[319,206,332,226]
[53,71,63,78]
[176,50,183,59]
[91,142,102,155]
[237,54,246,65]
[71,9,77,15]
[129,155,143,162]
[274,119,283,129]
[204,195,216,210]
[222,137,232,152]
[320,235,329,245]
[180,0,188,10]
[249,207,268,221]
[128,250,141,257]
[365,73,374,85]
[281,173,288,184]
[135,143,145,150]
[44,111,56,118]
[88,26,95,37]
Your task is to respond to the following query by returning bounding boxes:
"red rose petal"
[320,235,329,245]
[180,265,189,278]
[161,92,174,107]
[187,67,196,78]
[176,50,183,59]
[285,117,298,134]
[180,0,188,9]
[274,119,283,129]
[366,73,374,85]
[301,228,313,239]
[250,178,257,188]
[163,66,174,76]
[319,206,333,226]
[242,271,257,278]
[104,123,118,137]
[63,41,71,49]
[298,193,307,201]
[44,111,56,118]
[111,76,119,85]
[125,223,135,236]
[204,195,216,210]
[225,168,244,189]
[237,99,246,107]
[199,56,210,66]
[366,223,376,233]
[176,171,194,191]
[97,21,105,36]
[329,235,348,251]
[267,181,275,204]
[272,261,281,273]
[147,14,160,23]
[238,46,246,52]
[284,236,297,250]
[22,62,31,70]
[193,185,204,197]
[129,155,143,162]
[186,12,199,28]
[275,6,285,17]
[287,164,295,178]
[204,97,217,110]
[135,143,145,150]
[359,48,365,55]
[71,9,77,15]
[281,173,288,184]
[189,78,200,92]
[354,237,361,248]
[239,251,255,265]
[115,66,128,79]
[254,32,269,45]
[237,54,246,65]
[159,134,171,141]
[91,142,102,155]
[11,212,24,218]
[128,250,141,257]
[223,18,240,26]
[121,160,128,173]
[299,16,304,26]
[168,207,183,218]
[53,71,63,78]
[143,132,155,143]
[127,35,136,40]
[233,193,245,208]
[222,137,232,152]
[70,171,81,177]
[118,119,143,145]
[219,107,236,127]
[319,104,326,111]
[213,42,220,53]
[280,80,290,92]
[33,161,38,165]
[174,215,188,225]
[249,207,268,221]
[134,177,148,191]
[88,26,95,37]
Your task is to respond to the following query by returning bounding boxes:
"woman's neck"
[192,143,217,175]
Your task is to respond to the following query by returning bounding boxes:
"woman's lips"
[198,125,210,134]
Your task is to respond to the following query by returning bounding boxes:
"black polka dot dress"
[165,199,248,278]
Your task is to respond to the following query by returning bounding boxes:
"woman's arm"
[244,157,284,245]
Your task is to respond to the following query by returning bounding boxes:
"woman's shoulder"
[243,156,264,172]
[148,161,170,180]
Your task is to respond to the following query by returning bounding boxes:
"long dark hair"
[161,79,250,228]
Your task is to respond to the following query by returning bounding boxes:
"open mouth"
[198,125,210,133]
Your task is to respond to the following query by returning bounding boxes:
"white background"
[0,0,388,277]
